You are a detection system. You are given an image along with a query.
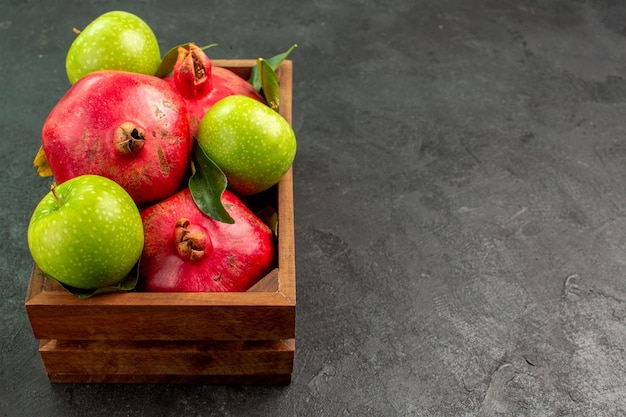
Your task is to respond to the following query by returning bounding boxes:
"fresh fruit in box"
[66,11,161,84]
[27,175,144,290]
[196,95,297,195]
[164,43,265,137]
[39,70,191,205]
[29,9,298,296]
[139,188,275,292]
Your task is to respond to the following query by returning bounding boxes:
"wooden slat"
[277,167,296,303]
[27,290,295,341]
[212,59,257,80]
[46,373,292,384]
[39,339,294,377]
[275,61,295,303]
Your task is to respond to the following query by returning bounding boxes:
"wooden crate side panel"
[275,60,296,302]
[39,339,294,377]
[46,373,292,384]
[27,301,295,341]
[277,168,296,302]
[212,60,257,80]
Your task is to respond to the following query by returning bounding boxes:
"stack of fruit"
[27,11,297,297]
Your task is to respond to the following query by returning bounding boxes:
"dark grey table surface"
[2,1,626,416]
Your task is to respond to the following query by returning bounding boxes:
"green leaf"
[154,42,218,78]
[249,44,298,91]
[258,58,281,111]
[199,44,218,51]
[154,42,191,78]
[189,140,235,224]
[46,264,140,299]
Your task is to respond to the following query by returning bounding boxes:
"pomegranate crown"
[173,43,213,99]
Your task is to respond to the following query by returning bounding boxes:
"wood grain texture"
[26,263,295,342]
[45,373,293,384]
[39,339,294,377]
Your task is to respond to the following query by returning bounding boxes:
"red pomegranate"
[165,43,265,136]
[41,70,191,204]
[139,188,275,292]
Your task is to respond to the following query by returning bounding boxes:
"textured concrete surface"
[2,1,626,416]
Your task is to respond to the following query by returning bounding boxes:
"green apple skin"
[27,175,144,290]
[66,11,161,84]
[196,95,297,195]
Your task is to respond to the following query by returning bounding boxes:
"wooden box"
[25,60,296,384]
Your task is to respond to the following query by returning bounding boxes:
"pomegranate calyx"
[115,122,146,155]
[174,217,211,261]
[173,44,213,99]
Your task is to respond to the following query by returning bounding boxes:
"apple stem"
[72,27,81,35]
[50,183,62,207]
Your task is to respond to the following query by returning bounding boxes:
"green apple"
[65,10,161,84]
[196,95,297,195]
[27,175,144,290]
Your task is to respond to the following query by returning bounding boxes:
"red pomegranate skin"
[165,43,265,136]
[139,188,275,292]
[41,70,191,204]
